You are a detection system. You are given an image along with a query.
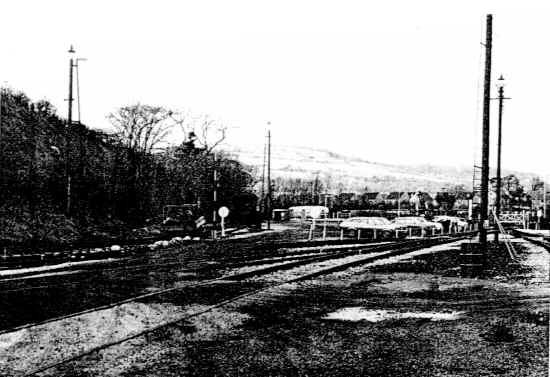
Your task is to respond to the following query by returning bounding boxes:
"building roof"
[364,192,379,200]
[376,192,389,200]
[418,192,433,201]
[386,192,401,200]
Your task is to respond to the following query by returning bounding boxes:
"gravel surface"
[3,236,548,376]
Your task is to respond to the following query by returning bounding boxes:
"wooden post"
[213,153,218,225]
[308,219,315,240]
[409,228,412,238]
[267,129,272,230]
[322,218,327,240]
[340,228,344,240]
[65,48,75,215]
[479,14,493,248]
[260,138,266,216]
[357,229,361,240]
[373,229,377,240]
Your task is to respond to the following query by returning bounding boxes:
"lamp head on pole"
[495,74,506,90]
[68,45,75,54]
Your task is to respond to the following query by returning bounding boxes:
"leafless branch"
[107,104,174,154]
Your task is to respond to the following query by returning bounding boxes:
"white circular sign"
[218,206,229,218]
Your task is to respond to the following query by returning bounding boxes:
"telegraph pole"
[65,45,75,215]
[495,75,509,243]
[0,85,3,194]
[543,180,547,231]
[266,127,272,230]
[544,181,547,219]
[0,86,2,141]
[479,15,492,248]
[213,152,218,225]
[260,139,266,215]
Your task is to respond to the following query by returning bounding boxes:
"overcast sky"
[1,1,550,176]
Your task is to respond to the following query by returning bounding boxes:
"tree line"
[0,88,256,243]
[270,175,541,213]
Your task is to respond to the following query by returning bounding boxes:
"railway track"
[1,240,411,332]
[512,229,550,252]
[0,239,437,333]
[0,241,394,292]
[0,237,392,283]
[0,233,389,271]
[2,235,470,376]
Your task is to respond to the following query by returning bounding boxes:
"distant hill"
[222,144,538,193]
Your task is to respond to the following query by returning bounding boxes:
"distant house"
[409,191,433,211]
[385,192,410,208]
[433,192,457,211]
[362,192,380,207]
[338,192,355,203]
[422,192,433,200]
[375,192,389,208]
[385,192,400,207]
[421,192,434,208]
[409,192,421,211]
[453,191,472,210]
[399,192,411,208]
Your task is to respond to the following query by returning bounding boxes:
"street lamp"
[495,74,508,243]
[65,46,76,215]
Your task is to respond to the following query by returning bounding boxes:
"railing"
[498,212,526,227]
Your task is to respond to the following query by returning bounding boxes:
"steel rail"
[21,235,469,376]
[1,240,413,335]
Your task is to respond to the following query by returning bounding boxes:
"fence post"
[322,218,327,240]
[357,229,361,240]
[409,228,412,238]
[373,229,377,240]
[308,219,315,241]
[340,228,344,240]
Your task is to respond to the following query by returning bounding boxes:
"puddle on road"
[324,307,463,322]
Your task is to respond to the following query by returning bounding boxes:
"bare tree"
[169,111,226,153]
[107,104,173,153]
